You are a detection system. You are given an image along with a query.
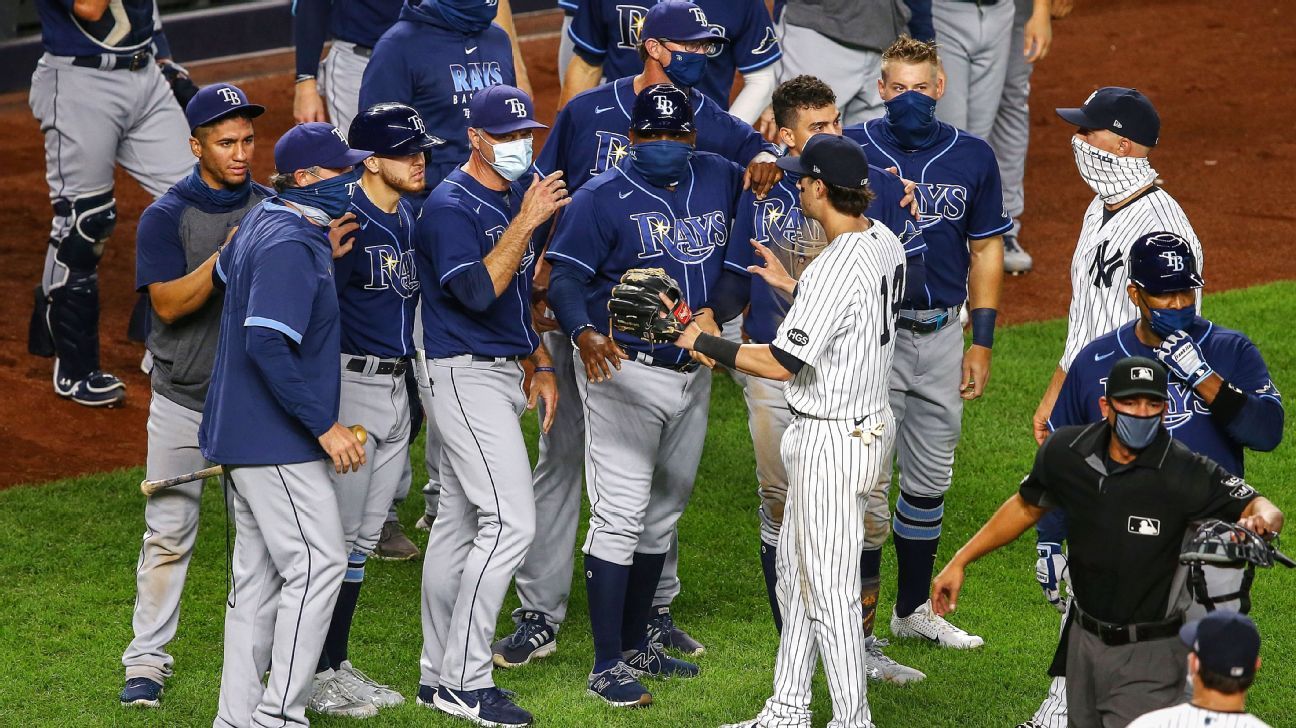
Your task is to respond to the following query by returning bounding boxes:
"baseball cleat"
[646,605,705,655]
[416,684,438,709]
[337,660,405,708]
[865,637,926,684]
[55,364,126,407]
[1003,234,1033,275]
[308,669,379,718]
[890,600,985,649]
[416,512,435,531]
[119,677,162,708]
[374,520,420,560]
[432,685,533,727]
[588,662,653,707]
[492,611,558,668]
[624,641,700,679]
[1016,722,1046,728]
[719,720,763,728]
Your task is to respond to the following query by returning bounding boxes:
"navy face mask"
[663,50,708,88]
[279,167,361,223]
[883,90,940,150]
[629,140,694,187]
[1114,411,1161,451]
[434,0,497,34]
[1146,301,1196,338]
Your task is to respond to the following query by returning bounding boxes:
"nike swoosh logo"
[619,190,633,199]
[595,106,614,114]
[475,204,482,213]
[465,46,478,54]
[1095,351,1115,361]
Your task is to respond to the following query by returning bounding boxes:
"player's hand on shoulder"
[961,344,992,400]
[747,239,797,296]
[518,171,571,228]
[885,167,920,218]
[744,159,783,200]
[328,212,360,259]
[293,79,329,124]
[319,422,367,474]
[576,328,627,383]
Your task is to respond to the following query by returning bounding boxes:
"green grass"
[4,282,1296,727]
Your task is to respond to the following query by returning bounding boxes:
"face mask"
[1114,410,1161,451]
[433,0,497,34]
[1071,136,1159,205]
[279,167,361,223]
[629,140,693,187]
[663,50,708,88]
[482,135,533,182]
[883,90,940,150]
[1147,302,1196,338]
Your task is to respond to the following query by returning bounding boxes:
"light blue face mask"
[485,136,533,182]
[1114,411,1161,450]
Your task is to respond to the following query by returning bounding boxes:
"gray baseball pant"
[333,357,411,555]
[411,348,445,522]
[932,0,1015,139]
[1065,626,1187,728]
[122,391,211,684]
[214,461,346,728]
[319,41,369,137]
[421,357,535,691]
[775,17,885,126]
[988,0,1035,234]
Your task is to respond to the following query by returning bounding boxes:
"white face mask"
[483,135,533,182]
[1071,136,1158,205]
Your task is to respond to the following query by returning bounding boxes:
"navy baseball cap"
[186,83,265,132]
[1105,356,1168,401]
[349,102,445,157]
[274,122,372,173]
[776,133,870,189]
[641,1,728,45]
[632,84,695,133]
[1180,611,1261,679]
[1128,231,1204,294]
[1056,87,1160,147]
[468,85,547,136]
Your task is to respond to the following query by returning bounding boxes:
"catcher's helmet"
[1128,231,1204,294]
[348,103,445,157]
[1180,520,1280,614]
[632,83,695,134]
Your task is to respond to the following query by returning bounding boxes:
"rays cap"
[1128,231,1204,294]
[1105,356,1169,401]
[1056,86,1160,147]
[185,83,265,132]
[776,133,870,189]
[1180,611,1261,680]
[468,85,547,136]
[632,83,695,133]
[641,1,729,46]
[274,122,372,173]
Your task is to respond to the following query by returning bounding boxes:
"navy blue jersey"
[36,0,158,56]
[334,187,419,359]
[546,151,745,364]
[732,166,927,344]
[416,168,538,358]
[559,0,579,15]
[845,119,1011,309]
[360,4,516,188]
[135,180,273,292]
[293,0,404,77]
[568,0,781,109]
[200,201,341,465]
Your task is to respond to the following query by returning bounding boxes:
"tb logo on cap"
[409,114,427,134]
[218,87,241,105]
[331,127,348,144]
[1160,251,1184,271]
[655,94,676,116]
[505,98,527,118]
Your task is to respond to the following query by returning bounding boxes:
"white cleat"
[308,669,379,718]
[719,720,762,728]
[865,637,926,684]
[338,660,405,708]
[890,600,984,649]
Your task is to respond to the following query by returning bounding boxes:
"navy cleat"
[492,611,557,668]
[119,677,162,708]
[416,684,438,709]
[624,641,700,679]
[646,605,705,655]
[55,362,125,408]
[433,685,533,727]
[587,661,652,708]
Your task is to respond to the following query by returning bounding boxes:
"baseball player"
[726,75,927,684]
[678,132,907,728]
[842,35,1010,648]
[562,0,782,124]
[491,4,780,668]
[201,122,370,728]
[412,85,563,728]
[27,0,193,406]
[118,84,268,710]
[1018,234,1284,728]
[544,83,744,707]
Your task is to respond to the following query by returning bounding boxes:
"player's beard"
[379,163,425,195]
[768,217,830,306]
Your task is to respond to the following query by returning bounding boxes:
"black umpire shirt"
[1019,422,1259,626]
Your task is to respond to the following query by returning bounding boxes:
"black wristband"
[570,324,595,347]
[970,307,997,349]
[693,332,741,370]
[1207,379,1247,425]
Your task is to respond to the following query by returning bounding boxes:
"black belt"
[72,49,152,71]
[950,0,999,4]
[1073,604,1183,647]
[633,352,699,373]
[344,356,408,376]
[896,306,961,335]
[472,354,525,363]
[351,44,373,58]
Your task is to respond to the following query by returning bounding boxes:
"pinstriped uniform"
[1127,704,1272,728]
[754,224,905,728]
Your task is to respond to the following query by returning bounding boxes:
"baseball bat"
[139,425,368,496]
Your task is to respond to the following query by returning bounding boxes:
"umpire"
[931,356,1284,728]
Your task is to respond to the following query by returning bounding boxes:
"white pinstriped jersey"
[1127,703,1271,728]
[772,222,906,420]
[1060,187,1203,370]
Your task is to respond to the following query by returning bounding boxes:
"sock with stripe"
[585,554,630,673]
[320,551,366,671]
[620,551,667,653]
[859,547,882,637]
[760,540,782,633]
[892,492,944,618]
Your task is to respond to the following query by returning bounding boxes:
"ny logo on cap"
[1131,366,1154,381]
[409,114,427,134]
[505,98,527,118]
[655,94,676,116]
[331,127,348,144]
[218,87,241,105]
[1159,251,1184,271]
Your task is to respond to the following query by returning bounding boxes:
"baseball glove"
[608,268,692,344]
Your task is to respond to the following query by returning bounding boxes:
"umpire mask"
[1071,137,1158,206]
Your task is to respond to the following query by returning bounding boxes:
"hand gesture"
[747,239,797,295]
[518,171,570,228]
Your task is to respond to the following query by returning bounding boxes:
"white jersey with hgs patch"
[1060,187,1203,370]
[1126,703,1272,728]
[772,222,907,419]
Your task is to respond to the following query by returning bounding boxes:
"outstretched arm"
[932,494,1047,615]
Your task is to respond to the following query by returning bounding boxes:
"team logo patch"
[1128,516,1161,536]
[1131,366,1154,381]
[787,329,810,346]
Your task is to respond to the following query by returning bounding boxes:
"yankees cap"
[1056,86,1160,147]
[641,1,729,45]
[632,83,694,133]
[1105,356,1168,401]
[1128,231,1204,294]
[186,83,264,133]
[776,134,870,190]
[1180,611,1261,679]
[274,122,371,173]
[468,85,547,136]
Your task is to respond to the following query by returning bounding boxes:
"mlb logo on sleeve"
[1128,516,1161,536]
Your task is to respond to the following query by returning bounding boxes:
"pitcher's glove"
[608,268,692,344]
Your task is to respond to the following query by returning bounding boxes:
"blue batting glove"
[1035,542,1069,613]
[1154,330,1214,387]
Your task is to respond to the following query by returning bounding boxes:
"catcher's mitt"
[608,268,692,344]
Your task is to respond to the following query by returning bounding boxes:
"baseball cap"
[1128,231,1204,294]
[274,122,372,174]
[1056,86,1160,147]
[1180,611,1261,679]
[468,85,547,136]
[776,134,870,189]
[641,1,729,45]
[185,83,265,133]
[1105,356,1169,401]
[632,84,695,133]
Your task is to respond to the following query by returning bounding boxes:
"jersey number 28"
[878,264,904,346]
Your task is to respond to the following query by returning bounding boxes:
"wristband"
[570,323,595,347]
[970,307,997,349]
[295,74,316,84]
[1207,380,1247,425]
[534,366,556,373]
[693,332,741,370]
